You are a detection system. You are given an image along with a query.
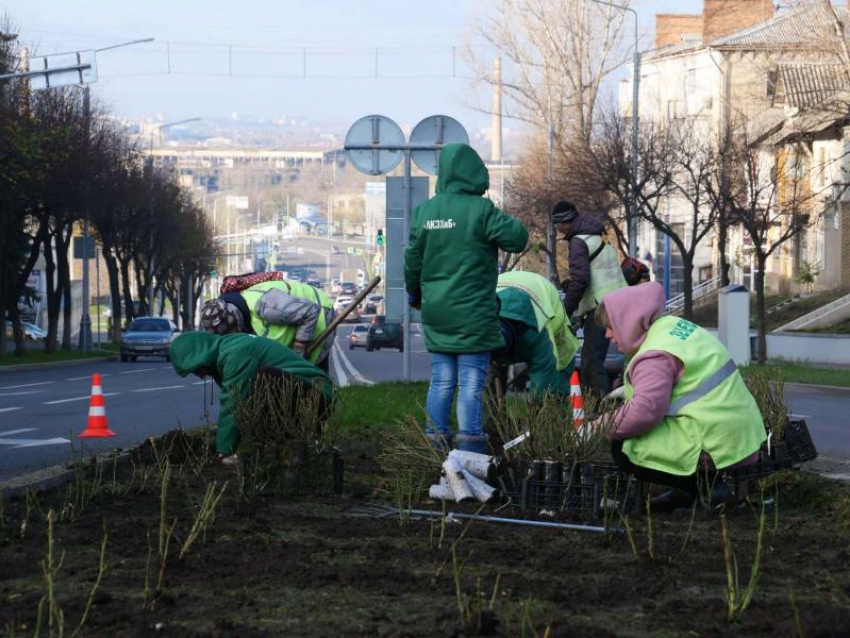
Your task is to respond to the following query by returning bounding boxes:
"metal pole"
[96,247,101,346]
[629,41,641,259]
[402,150,412,381]
[79,85,92,352]
[546,104,555,282]
[587,0,639,259]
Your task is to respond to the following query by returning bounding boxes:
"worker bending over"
[200,273,335,371]
[170,332,334,463]
[597,282,765,511]
[493,271,578,396]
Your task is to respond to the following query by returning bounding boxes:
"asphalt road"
[0,358,215,482]
[2,315,848,482]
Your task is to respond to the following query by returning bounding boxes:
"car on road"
[348,325,369,349]
[366,316,403,352]
[334,295,354,313]
[331,246,341,255]
[331,278,341,295]
[573,327,626,387]
[120,316,179,362]
[340,282,358,296]
[364,295,384,314]
[5,320,49,341]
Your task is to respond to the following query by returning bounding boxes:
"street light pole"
[589,0,640,258]
[146,117,201,319]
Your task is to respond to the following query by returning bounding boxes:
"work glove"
[407,292,422,310]
[293,340,309,357]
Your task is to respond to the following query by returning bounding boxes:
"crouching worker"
[596,282,765,511]
[170,332,334,464]
[200,274,335,372]
[493,271,579,396]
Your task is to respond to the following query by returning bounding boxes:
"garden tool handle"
[306,276,382,358]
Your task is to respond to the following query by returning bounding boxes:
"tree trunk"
[682,253,695,321]
[8,304,26,357]
[755,254,768,365]
[43,236,60,354]
[717,210,731,287]
[104,251,122,343]
[119,257,134,328]
[57,228,73,350]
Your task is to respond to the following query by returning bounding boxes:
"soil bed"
[1,430,849,637]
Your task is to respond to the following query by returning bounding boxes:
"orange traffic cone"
[78,373,116,438]
[570,370,584,430]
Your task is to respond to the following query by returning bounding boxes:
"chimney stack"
[492,57,502,164]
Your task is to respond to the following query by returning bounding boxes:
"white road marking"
[331,348,349,387]
[119,368,156,374]
[0,436,71,449]
[789,414,813,419]
[0,407,23,415]
[160,366,173,370]
[43,393,119,405]
[66,374,111,381]
[192,381,209,386]
[0,428,36,436]
[132,385,186,392]
[333,341,374,386]
[0,381,55,390]
[0,391,43,397]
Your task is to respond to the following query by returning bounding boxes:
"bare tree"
[713,129,842,363]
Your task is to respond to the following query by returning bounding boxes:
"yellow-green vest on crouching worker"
[574,234,627,318]
[622,316,766,476]
[496,270,579,370]
[240,281,333,364]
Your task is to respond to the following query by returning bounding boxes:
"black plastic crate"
[723,442,793,496]
[498,458,641,518]
[784,418,818,464]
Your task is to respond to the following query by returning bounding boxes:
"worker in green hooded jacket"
[170,332,334,461]
[404,143,528,452]
[494,271,579,396]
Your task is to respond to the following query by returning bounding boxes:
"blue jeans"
[426,352,491,453]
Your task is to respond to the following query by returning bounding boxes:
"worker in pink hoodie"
[596,282,765,511]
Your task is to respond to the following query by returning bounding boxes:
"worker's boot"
[648,488,696,513]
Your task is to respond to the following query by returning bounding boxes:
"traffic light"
[377,228,384,246]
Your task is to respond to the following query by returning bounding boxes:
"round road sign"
[344,114,404,175]
[410,115,469,175]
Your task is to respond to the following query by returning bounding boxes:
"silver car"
[120,317,179,362]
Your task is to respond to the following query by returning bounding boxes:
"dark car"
[120,316,179,362]
[573,327,625,386]
[366,316,403,352]
[364,294,384,314]
[340,282,358,296]
[348,325,369,349]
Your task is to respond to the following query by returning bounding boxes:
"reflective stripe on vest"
[574,234,627,317]
[666,358,737,416]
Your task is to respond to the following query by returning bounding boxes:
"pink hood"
[603,282,666,356]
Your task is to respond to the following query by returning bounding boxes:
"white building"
[620,0,850,294]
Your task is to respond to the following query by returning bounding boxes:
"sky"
[7,0,703,136]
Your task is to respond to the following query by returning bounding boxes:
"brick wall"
[703,0,774,43]
[655,14,703,48]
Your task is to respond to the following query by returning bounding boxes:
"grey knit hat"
[200,299,241,335]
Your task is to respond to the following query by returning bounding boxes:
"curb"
[0,451,130,502]
[0,355,118,373]
[785,382,850,392]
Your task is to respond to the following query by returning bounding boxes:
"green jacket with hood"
[170,332,334,454]
[404,143,528,353]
